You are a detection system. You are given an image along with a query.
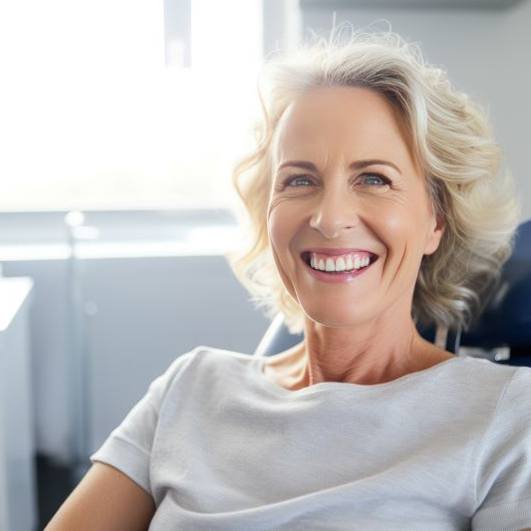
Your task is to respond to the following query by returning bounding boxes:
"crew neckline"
[252,354,467,396]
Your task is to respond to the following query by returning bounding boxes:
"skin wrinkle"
[264,86,451,389]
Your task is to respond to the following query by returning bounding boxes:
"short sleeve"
[89,348,197,495]
[471,366,531,530]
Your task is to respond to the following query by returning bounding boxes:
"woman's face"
[267,86,444,328]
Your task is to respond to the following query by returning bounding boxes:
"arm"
[45,352,197,530]
[44,462,156,531]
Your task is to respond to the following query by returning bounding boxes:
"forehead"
[273,86,416,169]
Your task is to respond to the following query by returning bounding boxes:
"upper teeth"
[310,253,371,272]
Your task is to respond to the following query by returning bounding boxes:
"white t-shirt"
[90,346,531,530]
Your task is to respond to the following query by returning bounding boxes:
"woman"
[46,29,530,530]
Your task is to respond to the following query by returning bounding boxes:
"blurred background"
[0,0,530,529]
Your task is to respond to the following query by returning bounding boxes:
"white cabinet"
[0,277,36,531]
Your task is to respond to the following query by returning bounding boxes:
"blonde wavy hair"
[224,25,521,336]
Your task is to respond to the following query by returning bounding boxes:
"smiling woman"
[46,24,530,531]
[226,28,521,340]
[266,84,442,322]
[219,26,530,527]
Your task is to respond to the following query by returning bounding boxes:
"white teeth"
[309,253,371,272]
[335,257,346,272]
[346,255,353,270]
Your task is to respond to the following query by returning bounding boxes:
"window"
[0,0,263,212]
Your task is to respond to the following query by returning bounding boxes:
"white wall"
[3,251,271,463]
[301,1,531,222]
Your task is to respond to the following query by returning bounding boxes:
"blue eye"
[283,172,390,188]
[361,173,389,186]
[284,174,313,187]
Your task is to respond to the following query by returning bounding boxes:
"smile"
[300,252,378,284]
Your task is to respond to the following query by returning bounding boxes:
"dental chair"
[254,219,531,369]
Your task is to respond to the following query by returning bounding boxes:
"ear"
[423,211,445,256]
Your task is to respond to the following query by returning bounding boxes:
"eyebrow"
[277,159,402,175]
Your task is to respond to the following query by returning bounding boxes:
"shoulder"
[456,355,523,386]
[496,364,531,409]
[472,364,531,518]
[469,360,531,448]
[191,345,254,366]
[162,345,255,386]
[159,345,250,376]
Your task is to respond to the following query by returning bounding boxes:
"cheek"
[377,207,425,260]
[267,203,291,249]
[266,206,299,296]
[378,209,409,244]
[267,207,289,270]
[268,203,302,272]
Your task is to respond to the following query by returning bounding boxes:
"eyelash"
[282,172,391,188]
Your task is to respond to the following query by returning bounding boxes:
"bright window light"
[0,0,263,212]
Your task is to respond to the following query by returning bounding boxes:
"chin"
[302,307,373,329]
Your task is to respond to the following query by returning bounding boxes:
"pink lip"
[301,247,378,257]
[300,253,377,284]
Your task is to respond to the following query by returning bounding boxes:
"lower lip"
[301,255,376,284]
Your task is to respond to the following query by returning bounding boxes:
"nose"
[309,185,360,239]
